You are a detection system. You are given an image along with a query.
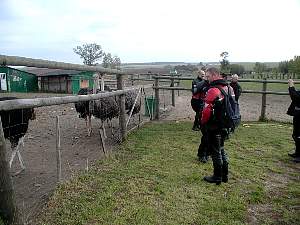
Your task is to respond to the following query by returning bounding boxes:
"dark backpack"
[212,85,241,133]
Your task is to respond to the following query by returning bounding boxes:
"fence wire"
[0,85,154,224]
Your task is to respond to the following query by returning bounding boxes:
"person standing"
[201,67,234,184]
[191,69,206,131]
[230,74,242,102]
[287,79,300,163]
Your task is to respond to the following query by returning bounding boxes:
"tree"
[288,56,300,76]
[112,56,121,69]
[220,51,230,74]
[278,61,289,74]
[102,53,121,69]
[73,43,104,65]
[254,62,267,73]
[102,53,113,68]
[174,64,198,73]
[230,64,245,75]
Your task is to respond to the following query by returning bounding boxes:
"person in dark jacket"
[201,67,235,185]
[287,79,300,163]
[191,69,207,131]
[230,74,242,102]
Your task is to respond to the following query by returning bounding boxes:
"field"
[36,121,299,225]
[0,80,299,224]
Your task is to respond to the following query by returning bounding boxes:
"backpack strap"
[212,85,231,134]
[213,85,229,99]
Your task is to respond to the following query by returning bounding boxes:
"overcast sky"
[1,0,300,64]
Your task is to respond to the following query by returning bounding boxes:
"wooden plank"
[117,74,127,141]
[99,128,107,155]
[56,116,62,183]
[154,78,160,120]
[260,80,267,121]
[0,118,21,224]
[0,54,126,75]
[0,87,141,111]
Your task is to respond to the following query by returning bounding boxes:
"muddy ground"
[0,90,293,224]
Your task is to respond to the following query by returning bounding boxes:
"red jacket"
[201,79,234,125]
[192,92,206,100]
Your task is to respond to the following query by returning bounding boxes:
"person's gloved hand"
[288,79,294,87]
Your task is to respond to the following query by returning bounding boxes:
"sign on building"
[0,73,7,91]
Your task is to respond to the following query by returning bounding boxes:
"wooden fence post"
[56,116,62,183]
[0,118,21,225]
[171,77,175,107]
[259,78,267,121]
[131,74,134,86]
[154,77,160,120]
[117,74,127,141]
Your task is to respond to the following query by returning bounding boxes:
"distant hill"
[121,61,279,74]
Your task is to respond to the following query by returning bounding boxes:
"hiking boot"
[204,165,222,185]
[292,157,300,163]
[203,175,221,185]
[222,176,228,183]
[222,163,228,183]
[288,152,297,158]
[192,126,200,131]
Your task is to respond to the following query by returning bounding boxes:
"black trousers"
[191,98,203,128]
[293,115,300,156]
[207,130,229,177]
[197,127,209,158]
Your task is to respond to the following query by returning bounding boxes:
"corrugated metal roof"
[21,67,82,76]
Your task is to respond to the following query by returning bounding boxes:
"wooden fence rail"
[0,88,137,111]
[0,54,133,224]
[152,75,300,121]
[0,55,126,75]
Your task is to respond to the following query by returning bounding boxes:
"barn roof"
[0,66,37,76]
[21,67,83,77]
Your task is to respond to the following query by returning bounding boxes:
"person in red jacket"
[191,69,210,162]
[201,67,234,185]
[191,69,207,131]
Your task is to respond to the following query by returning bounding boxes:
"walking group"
[191,67,299,185]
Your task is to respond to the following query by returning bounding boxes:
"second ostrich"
[74,86,119,136]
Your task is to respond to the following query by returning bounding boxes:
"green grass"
[180,79,192,89]
[37,122,300,225]
[240,82,300,92]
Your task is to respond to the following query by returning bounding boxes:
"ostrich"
[74,88,93,136]
[74,86,119,136]
[0,97,36,174]
[90,92,120,135]
[75,86,141,136]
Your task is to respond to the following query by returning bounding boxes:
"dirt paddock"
[0,90,293,223]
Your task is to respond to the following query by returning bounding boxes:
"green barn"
[0,66,38,92]
[23,68,95,94]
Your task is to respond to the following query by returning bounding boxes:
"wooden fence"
[151,75,300,120]
[0,55,132,225]
[240,73,298,80]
